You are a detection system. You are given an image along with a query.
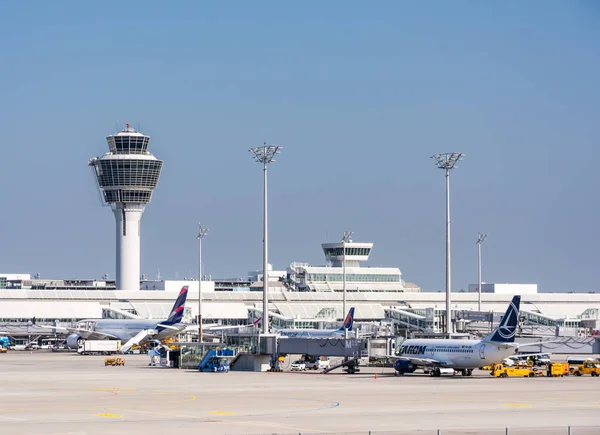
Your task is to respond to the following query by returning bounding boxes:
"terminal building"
[286,240,419,293]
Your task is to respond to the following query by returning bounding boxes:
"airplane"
[62,286,190,353]
[276,308,355,338]
[392,295,543,377]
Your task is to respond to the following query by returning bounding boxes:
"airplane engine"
[394,359,416,375]
[66,333,84,350]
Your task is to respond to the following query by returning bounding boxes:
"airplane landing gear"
[461,369,473,377]
[431,368,441,377]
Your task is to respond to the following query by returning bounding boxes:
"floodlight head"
[250,143,282,164]
[431,152,465,170]
[476,232,488,244]
[197,223,209,240]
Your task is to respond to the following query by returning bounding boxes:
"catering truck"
[77,340,120,355]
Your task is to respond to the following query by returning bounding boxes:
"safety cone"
[374,373,378,379]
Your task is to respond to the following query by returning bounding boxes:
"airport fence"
[248,426,600,435]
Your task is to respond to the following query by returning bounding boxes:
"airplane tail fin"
[483,295,520,343]
[163,286,189,325]
[338,307,355,332]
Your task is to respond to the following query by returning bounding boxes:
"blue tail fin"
[338,307,355,331]
[484,295,520,343]
[163,286,189,325]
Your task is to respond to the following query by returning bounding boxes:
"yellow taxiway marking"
[94,413,123,418]
[504,404,532,408]
[210,411,235,415]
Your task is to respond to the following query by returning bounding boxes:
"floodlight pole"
[197,224,208,343]
[432,153,464,336]
[477,232,488,312]
[342,231,353,339]
[250,143,282,334]
[342,231,353,344]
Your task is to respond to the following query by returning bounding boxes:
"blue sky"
[0,2,598,292]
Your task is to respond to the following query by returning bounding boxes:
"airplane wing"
[36,325,119,340]
[69,329,120,340]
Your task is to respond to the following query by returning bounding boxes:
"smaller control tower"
[88,124,163,291]
[321,241,374,267]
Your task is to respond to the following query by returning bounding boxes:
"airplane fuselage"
[398,338,515,370]
[93,319,183,342]
[68,319,185,347]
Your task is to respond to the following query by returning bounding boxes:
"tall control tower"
[88,124,163,291]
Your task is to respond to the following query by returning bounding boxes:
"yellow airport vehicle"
[570,361,600,377]
[549,362,570,377]
[104,357,125,366]
[491,363,543,378]
[0,347,7,354]
[163,337,179,351]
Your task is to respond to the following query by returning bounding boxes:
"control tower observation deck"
[322,240,373,268]
[88,124,163,291]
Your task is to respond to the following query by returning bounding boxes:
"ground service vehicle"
[104,357,125,366]
[198,349,233,372]
[291,360,307,371]
[567,357,594,371]
[304,356,330,370]
[424,367,456,376]
[549,363,568,377]
[570,361,600,377]
[491,363,542,378]
[77,340,120,355]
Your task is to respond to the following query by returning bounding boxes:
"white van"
[305,358,330,370]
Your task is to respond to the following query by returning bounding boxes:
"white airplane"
[277,308,355,338]
[393,295,541,377]
[56,286,190,353]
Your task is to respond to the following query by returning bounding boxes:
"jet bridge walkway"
[384,308,436,333]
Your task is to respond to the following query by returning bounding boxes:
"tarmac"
[0,351,599,435]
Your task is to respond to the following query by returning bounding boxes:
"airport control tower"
[88,124,163,291]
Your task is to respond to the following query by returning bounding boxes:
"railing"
[250,426,598,435]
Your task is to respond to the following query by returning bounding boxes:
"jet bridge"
[277,337,364,358]
[384,308,439,333]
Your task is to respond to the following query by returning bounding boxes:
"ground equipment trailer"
[491,363,544,378]
[78,340,120,355]
[104,357,125,366]
[549,362,569,377]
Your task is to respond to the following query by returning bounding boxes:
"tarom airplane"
[393,295,533,377]
[63,286,189,353]
[277,308,355,338]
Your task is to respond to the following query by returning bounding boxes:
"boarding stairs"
[323,357,361,374]
[120,329,157,353]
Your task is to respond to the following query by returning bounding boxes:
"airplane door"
[479,344,486,360]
